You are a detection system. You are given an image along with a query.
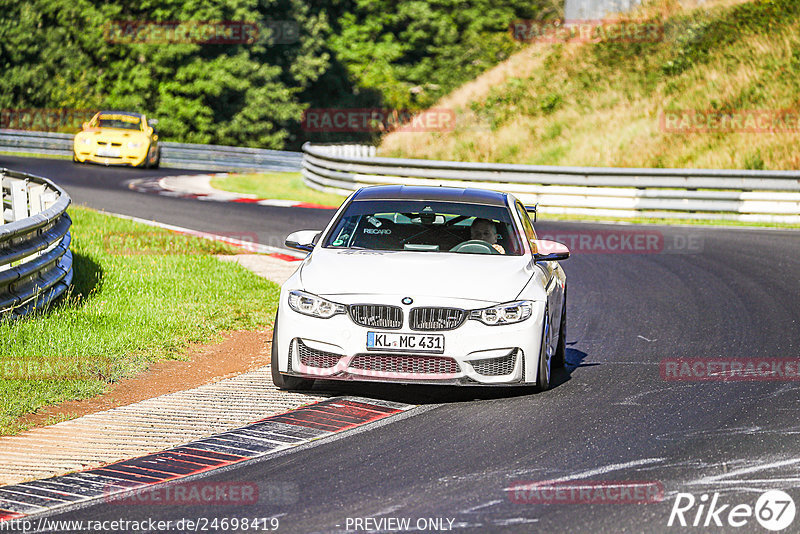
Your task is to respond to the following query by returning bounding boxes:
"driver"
[470,218,505,254]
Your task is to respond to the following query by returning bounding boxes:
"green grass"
[210,172,347,207]
[0,207,280,435]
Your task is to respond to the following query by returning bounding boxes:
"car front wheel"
[552,290,567,369]
[535,306,552,391]
[150,146,160,169]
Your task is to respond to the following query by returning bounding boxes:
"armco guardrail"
[0,129,302,173]
[302,143,800,223]
[1,169,73,319]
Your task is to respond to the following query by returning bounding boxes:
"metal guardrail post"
[8,178,29,222]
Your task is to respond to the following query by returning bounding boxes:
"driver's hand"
[492,244,505,254]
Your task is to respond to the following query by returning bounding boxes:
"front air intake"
[409,307,466,331]
[470,350,517,376]
[349,354,459,375]
[349,304,403,329]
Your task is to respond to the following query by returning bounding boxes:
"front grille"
[410,307,466,331]
[470,350,517,376]
[296,339,341,369]
[349,354,459,375]
[349,304,403,329]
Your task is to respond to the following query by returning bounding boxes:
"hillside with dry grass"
[380,0,800,170]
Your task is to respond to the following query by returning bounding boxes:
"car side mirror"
[82,122,89,130]
[285,230,322,253]
[532,240,570,261]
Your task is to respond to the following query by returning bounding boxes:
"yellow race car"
[73,111,161,168]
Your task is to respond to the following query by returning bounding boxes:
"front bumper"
[73,145,148,167]
[274,295,546,386]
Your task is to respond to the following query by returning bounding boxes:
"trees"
[0,0,558,148]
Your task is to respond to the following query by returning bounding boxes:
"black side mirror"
[286,230,322,253]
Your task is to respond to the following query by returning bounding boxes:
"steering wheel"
[450,240,500,254]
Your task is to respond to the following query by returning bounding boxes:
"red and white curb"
[0,397,413,523]
[128,174,338,210]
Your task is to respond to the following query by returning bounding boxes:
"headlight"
[469,301,533,325]
[288,290,346,319]
[79,137,91,145]
[127,141,143,148]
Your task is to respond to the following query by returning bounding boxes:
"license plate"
[96,148,120,157]
[366,332,444,353]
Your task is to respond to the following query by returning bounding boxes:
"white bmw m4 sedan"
[272,185,569,391]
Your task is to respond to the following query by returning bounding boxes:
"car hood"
[300,248,535,303]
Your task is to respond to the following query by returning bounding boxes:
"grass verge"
[210,172,347,207]
[380,0,800,170]
[0,207,280,435]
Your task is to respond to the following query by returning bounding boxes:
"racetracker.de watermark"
[102,230,261,255]
[510,19,664,43]
[104,20,299,45]
[301,108,456,133]
[105,482,259,506]
[661,358,800,382]
[536,230,703,254]
[507,480,664,504]
[0,358,113,380]
[660,109,800,133]
[1,108,94,132]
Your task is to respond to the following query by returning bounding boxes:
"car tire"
[535,306,552,392]
[72,153,80,164]
[150,147,160,169]
[140,144,157,169]
[552,290,567,369]
[270,312,315,391]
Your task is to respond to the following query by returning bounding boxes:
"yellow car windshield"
[94,114,142,131]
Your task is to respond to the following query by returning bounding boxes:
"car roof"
[351,185,509,207]
[97,111,144,119]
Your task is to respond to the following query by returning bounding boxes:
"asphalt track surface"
[4,155,800,533]
[0,155,333,250]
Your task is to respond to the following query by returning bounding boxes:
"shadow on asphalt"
[304,347,592,405]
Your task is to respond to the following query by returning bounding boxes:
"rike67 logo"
[668,490,796,531]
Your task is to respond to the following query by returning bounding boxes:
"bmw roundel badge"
[402,297,413,305]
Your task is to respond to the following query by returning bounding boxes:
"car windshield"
[323,199,523,255]
[94,114,142,130]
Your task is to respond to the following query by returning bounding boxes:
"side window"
[515,202,537,250]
